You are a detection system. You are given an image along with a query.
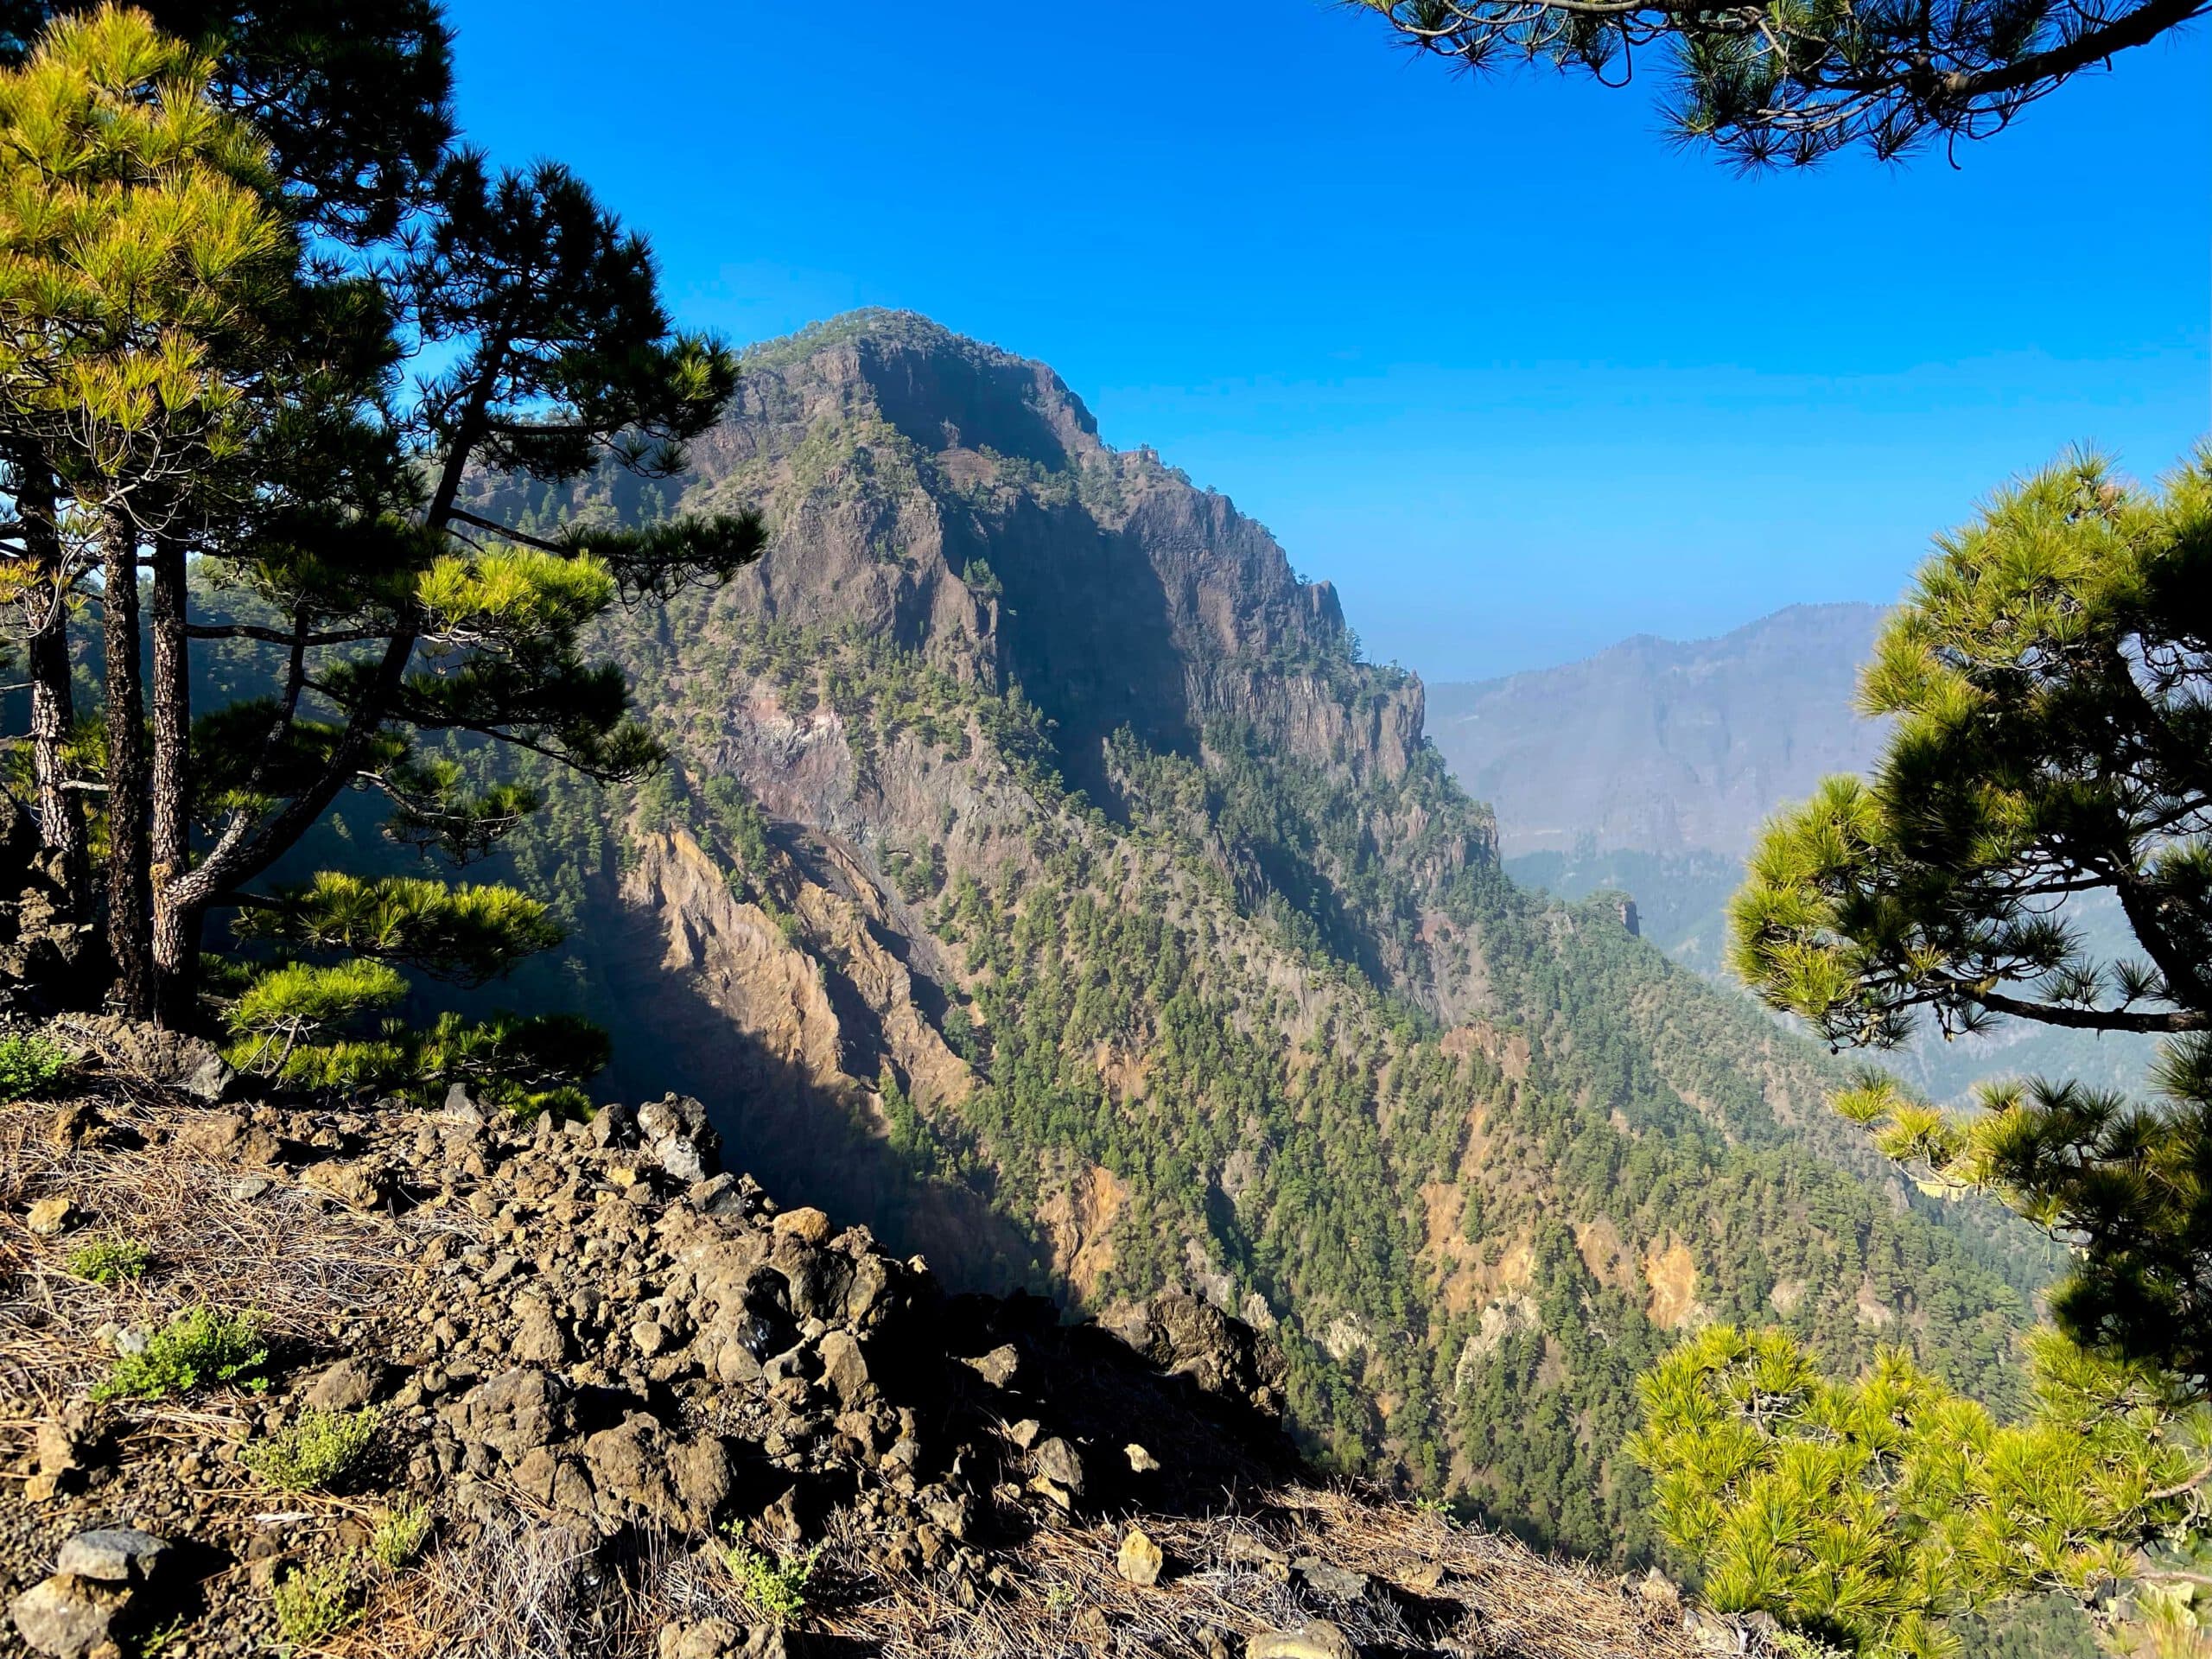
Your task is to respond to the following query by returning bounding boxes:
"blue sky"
[443,0,2209,681]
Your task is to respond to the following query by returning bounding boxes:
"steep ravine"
[466,309,2048,1560]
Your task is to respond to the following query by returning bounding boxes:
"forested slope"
[422,311,2047,1560]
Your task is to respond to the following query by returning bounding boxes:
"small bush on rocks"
[368,1499,431,1567]
[241,1406,382,1491]
[92,1306,270,1402]
[722,1539,819,1624]
[270,1555,362,1646]
[0,1032,67,1102]
[66,1236,153,1285]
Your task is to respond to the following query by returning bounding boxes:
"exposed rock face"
[486,310,1441,803]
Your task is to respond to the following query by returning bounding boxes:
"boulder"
[1116,1526,1164,1586]
[637,1094,718,1183]
[448,1367,574,1462]
[1292,1556,1368,1602]
[49,1014,229,1103]
[581,1414,729,1530]
[818,1330,873,1403]
[10,1575,130,1659]
[303,1357,389,1412]
[302,1158,389,1210]
[1107,1294,1288,1418]
[768,1205,831,1246]
[1246,1624,1357,1659]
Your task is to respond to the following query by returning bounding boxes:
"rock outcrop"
[0,1049,1732,1658]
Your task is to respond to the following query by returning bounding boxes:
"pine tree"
[0,5,763,1120]
[0,0,454,937]
[0,4,297,1015]
[1634,448,2212,1654]
[1732,449,2212,1388]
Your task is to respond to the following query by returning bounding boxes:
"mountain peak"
[741,308,1103,467]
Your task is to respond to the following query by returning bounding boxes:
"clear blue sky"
[443,0,2209,681]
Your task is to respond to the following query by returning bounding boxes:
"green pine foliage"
[1648,448,2212,1657]
[1732,451,2212,1395]
[1633,1325,2210,1659]
[1354,0,2196,166]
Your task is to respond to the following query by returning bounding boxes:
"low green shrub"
[239,1406,381,1491]
[270,1555,361,1646]
[0,1032,67,1102]
[368,1500,431,1568]
[91,1306,269,1402]
[721,1538,820,1624]
[65,1237,153,1286]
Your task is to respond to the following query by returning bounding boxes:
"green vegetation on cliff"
[435,314,2054,1567]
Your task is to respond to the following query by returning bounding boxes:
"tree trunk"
[16,454,89,919]
[149,531,198,1026]
[100,507,153,1021]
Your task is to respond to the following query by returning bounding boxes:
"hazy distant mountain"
[1429,604,2154,1103]
[1427,602,1890,861]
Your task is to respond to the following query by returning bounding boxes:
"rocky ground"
[2,1022,1743,1659]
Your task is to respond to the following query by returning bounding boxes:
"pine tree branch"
[2142,1462,2212,1503]
[444,506,564,552]
[1935,0,2212,105]
[186,622,385,646]
[1970,989,2207,1033]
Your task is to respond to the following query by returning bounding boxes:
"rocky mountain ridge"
[0,1035,1727,1659]
[1424,603,1888,862]
[429,310,2046,1560]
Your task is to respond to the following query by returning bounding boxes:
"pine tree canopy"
[1730,449,2212,1388]
[1633,1325,2210,1659]
[1354,0,2209,164]
[0,0,454,241]
[0,2,765,1108]
[0,5,292,500]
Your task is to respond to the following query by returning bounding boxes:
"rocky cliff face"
[486,311,1430,803]
[463,313,2042,1560]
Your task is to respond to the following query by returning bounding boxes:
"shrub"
[368,1500,431,1568]
[0,1032,67,1102]
[65,1237,153,1285]
[239,1406,381,1491]
[721,1538,820,1624]
[270,1555,361,1645]
[92,1306,269,1402]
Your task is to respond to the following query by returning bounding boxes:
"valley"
[446,310,2055,1560]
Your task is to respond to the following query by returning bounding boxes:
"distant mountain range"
[1427,605,2155,1103]
[1426,602,1891,861]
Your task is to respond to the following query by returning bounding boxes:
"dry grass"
[816,1485,1700,1658]
[0,1091,465,1510]
[344,1483,1700,1659]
